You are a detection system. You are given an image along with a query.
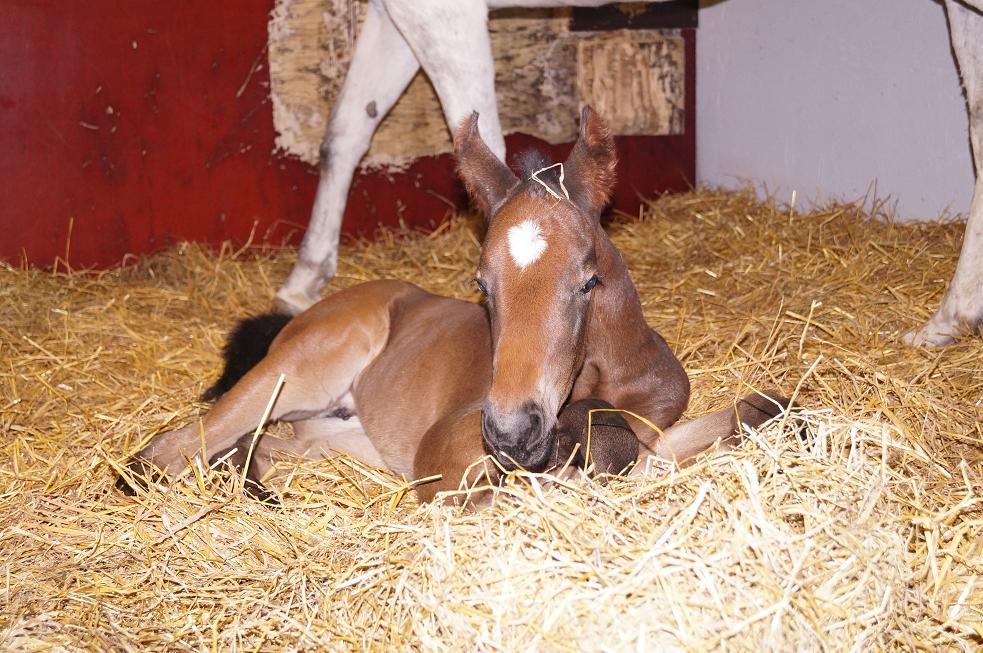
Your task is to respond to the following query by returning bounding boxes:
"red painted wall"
[0,1,694,270]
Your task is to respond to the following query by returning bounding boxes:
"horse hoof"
[115,473,139,496]
[902,323,957,349]
[553,399,638,478]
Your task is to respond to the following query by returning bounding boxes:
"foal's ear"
[563,106,617,218]
[454,112,519,217]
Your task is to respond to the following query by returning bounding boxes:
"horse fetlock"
[274,292,315,317]
[275,261,327,315]
[904,293,983,347]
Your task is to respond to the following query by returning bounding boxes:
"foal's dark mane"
[512,150,566,200]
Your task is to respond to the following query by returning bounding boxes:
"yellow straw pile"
[1,189,980,650]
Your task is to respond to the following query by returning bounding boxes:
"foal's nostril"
[482,402,547,448]
[526,408,543,444]
[481,410,498,445]
[481,402,554,470]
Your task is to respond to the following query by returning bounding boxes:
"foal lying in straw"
[118,107,789,505]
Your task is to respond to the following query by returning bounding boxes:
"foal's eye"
[474,278,489,295]
[581,274,600,294]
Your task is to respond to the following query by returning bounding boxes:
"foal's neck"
[593,228,650,342]
[580,225,679,392]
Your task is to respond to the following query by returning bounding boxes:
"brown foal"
[119,107,787,505]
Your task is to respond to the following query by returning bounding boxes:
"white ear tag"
[530,162,570,204]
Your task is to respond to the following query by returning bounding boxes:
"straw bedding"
[1,189,980,651]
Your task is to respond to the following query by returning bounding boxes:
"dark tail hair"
[201,312,292,401]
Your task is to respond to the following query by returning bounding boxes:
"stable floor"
[1,190,980,650]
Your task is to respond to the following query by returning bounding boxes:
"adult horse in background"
[119,108,788,505]
[272,0,983,348]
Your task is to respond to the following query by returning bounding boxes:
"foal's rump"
[118,280,437,491]
[212,281,423,391]
[201,312,293,401]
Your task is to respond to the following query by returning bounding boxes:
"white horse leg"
[383,0,506,161]
[906,1,983,346]
[275,0,421,315]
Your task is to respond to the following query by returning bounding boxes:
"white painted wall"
[696,0,975,221]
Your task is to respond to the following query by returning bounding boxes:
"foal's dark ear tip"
[577,104,611,147]
[454,111,482,150]
[580,104,601,131]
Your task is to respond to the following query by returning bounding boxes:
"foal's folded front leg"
[413,410,499,507]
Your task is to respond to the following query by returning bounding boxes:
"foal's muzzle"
[481,401,555,471]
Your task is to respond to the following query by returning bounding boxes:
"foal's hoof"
[241,476,280,506]
[115,459,163,496]
[734,390,810,443]
[735,391,791,429]
[553,399,638,479]
[209,445,279,506]
[115,474,139,496]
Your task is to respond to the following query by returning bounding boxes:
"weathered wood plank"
[268,1,685,168]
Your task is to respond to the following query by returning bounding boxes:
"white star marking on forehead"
[507,220,547,269]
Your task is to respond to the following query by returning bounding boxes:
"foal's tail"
[200,312,292,401]
[651,390,792,464]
